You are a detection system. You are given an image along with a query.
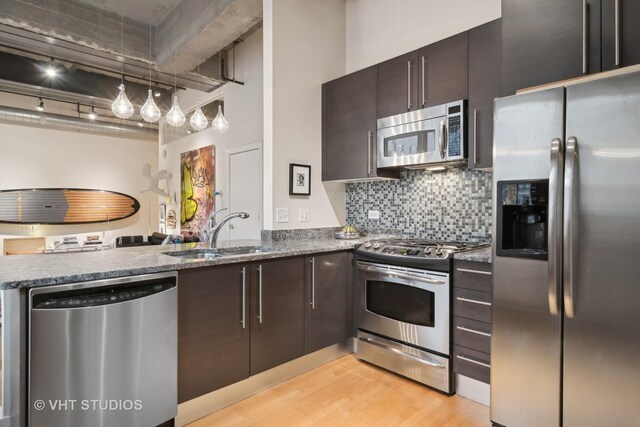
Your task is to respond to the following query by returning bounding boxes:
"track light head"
[88,106,97,120]
[36,97,45,112]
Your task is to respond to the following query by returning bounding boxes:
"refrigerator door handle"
[564,137,578,318]
[548,137,564,316]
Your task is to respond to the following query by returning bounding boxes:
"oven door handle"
[358,337,446,369]
[357,265,446,285]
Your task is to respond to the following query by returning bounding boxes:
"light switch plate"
[276,208,289,223]
[368,210,380,220]
[298,209,310,222]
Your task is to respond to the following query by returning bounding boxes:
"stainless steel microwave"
[376,100,466,169]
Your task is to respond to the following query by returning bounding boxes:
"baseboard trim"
[176,339,354,426]
[455,374,490,407]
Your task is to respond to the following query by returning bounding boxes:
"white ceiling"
[77,0,182,25]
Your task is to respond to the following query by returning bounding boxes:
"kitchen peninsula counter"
[0,239,365,289]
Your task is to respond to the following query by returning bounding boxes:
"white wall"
[263,0,347,230]
[346,0,501,72]
[0,123,158,253]
[159,28,264,241]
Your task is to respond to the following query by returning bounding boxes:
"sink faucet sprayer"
[207,209,250,248]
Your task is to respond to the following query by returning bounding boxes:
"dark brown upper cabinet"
[468,19,502,169]
[322,66,398,181]
[602,0,640,71]
[418,32,469,109]
[305,252,353,354]
[502,0,605,95]
[376,33,468,119]
[376,51,419,119]
[504,0,640,87]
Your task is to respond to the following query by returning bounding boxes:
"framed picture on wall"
[289,163,311,196]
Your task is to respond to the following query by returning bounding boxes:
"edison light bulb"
[111,84,134,119]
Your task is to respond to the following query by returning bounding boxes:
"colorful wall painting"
[180,145,215,237]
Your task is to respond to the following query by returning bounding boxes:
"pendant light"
[166,9,185,127]
[212,104,229,133]
[189,57,208,131]
[211,50,229,133]
[140,23,161,123]
[112,16,134,119]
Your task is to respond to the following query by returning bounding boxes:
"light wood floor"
[187,355,491,427]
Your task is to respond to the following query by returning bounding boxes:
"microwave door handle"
[548,137,563,316]
[564,137,578,319]
[438,120,446,159]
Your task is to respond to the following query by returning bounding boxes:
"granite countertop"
[453,246,492,263]
[0,238,366,290]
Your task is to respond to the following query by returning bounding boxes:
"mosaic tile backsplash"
[346,168,493,243]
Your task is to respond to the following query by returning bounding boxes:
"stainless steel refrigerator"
[491,71,640,427]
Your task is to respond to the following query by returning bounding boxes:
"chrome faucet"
[209,211,250,248]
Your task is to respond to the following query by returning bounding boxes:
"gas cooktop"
[358,238,481,259]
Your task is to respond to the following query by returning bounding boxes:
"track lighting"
[88,106,97,120]
[154,83,161,98]
[36,97,44,111]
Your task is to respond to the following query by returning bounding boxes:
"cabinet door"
[468,19,501,169]
[502,0,601,95]
[323,66,379,181]
[178,265,250,403]
[602,0,640,70]
[377,51,419,119]
[418,32,468,108]
[305,252,354,354]
[250,257,305,375]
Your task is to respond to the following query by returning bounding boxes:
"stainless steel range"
[354,239,483,394]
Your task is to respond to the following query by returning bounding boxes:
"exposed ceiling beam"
[155,0,262,74]
[0,0,151,62]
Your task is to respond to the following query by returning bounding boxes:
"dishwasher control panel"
[33,281,175,309]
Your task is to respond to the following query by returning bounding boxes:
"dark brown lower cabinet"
[305,251,354,354]
[249,257,305,375]
[452,259,493,385]
[178,264,250,403]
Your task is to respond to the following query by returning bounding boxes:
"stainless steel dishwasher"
[28,272,178,427]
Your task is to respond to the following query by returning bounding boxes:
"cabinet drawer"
[453,260,492,292]
[453,345,490,384]
[453,316,491,354]
[453,288,492,323]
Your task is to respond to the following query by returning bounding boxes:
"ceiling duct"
[0,105,157,141]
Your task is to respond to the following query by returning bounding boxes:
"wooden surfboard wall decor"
[0,189,140,224]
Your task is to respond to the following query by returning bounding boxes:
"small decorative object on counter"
[335,225,360,239]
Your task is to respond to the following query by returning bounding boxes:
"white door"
[228,145,262,240]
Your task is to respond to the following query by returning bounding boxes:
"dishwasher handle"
[32,281,176,309]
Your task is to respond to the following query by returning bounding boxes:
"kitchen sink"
[164,246,275,260]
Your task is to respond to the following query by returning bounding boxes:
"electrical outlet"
[276,208,289,223]
[298,209,310,222]
[368,210,380,220]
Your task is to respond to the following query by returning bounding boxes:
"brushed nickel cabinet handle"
[421,56,426,107]
[456,354,491,369]
[615,0,621,66]
[310,257,315,309]
[241,267,246,328]
[473,109,478,165]
[407,60,412,110]
[456,325,492,337]
[583,0,589,74]
[456,267,492,276]
[257,264,263,324]
[456,297,491,307]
